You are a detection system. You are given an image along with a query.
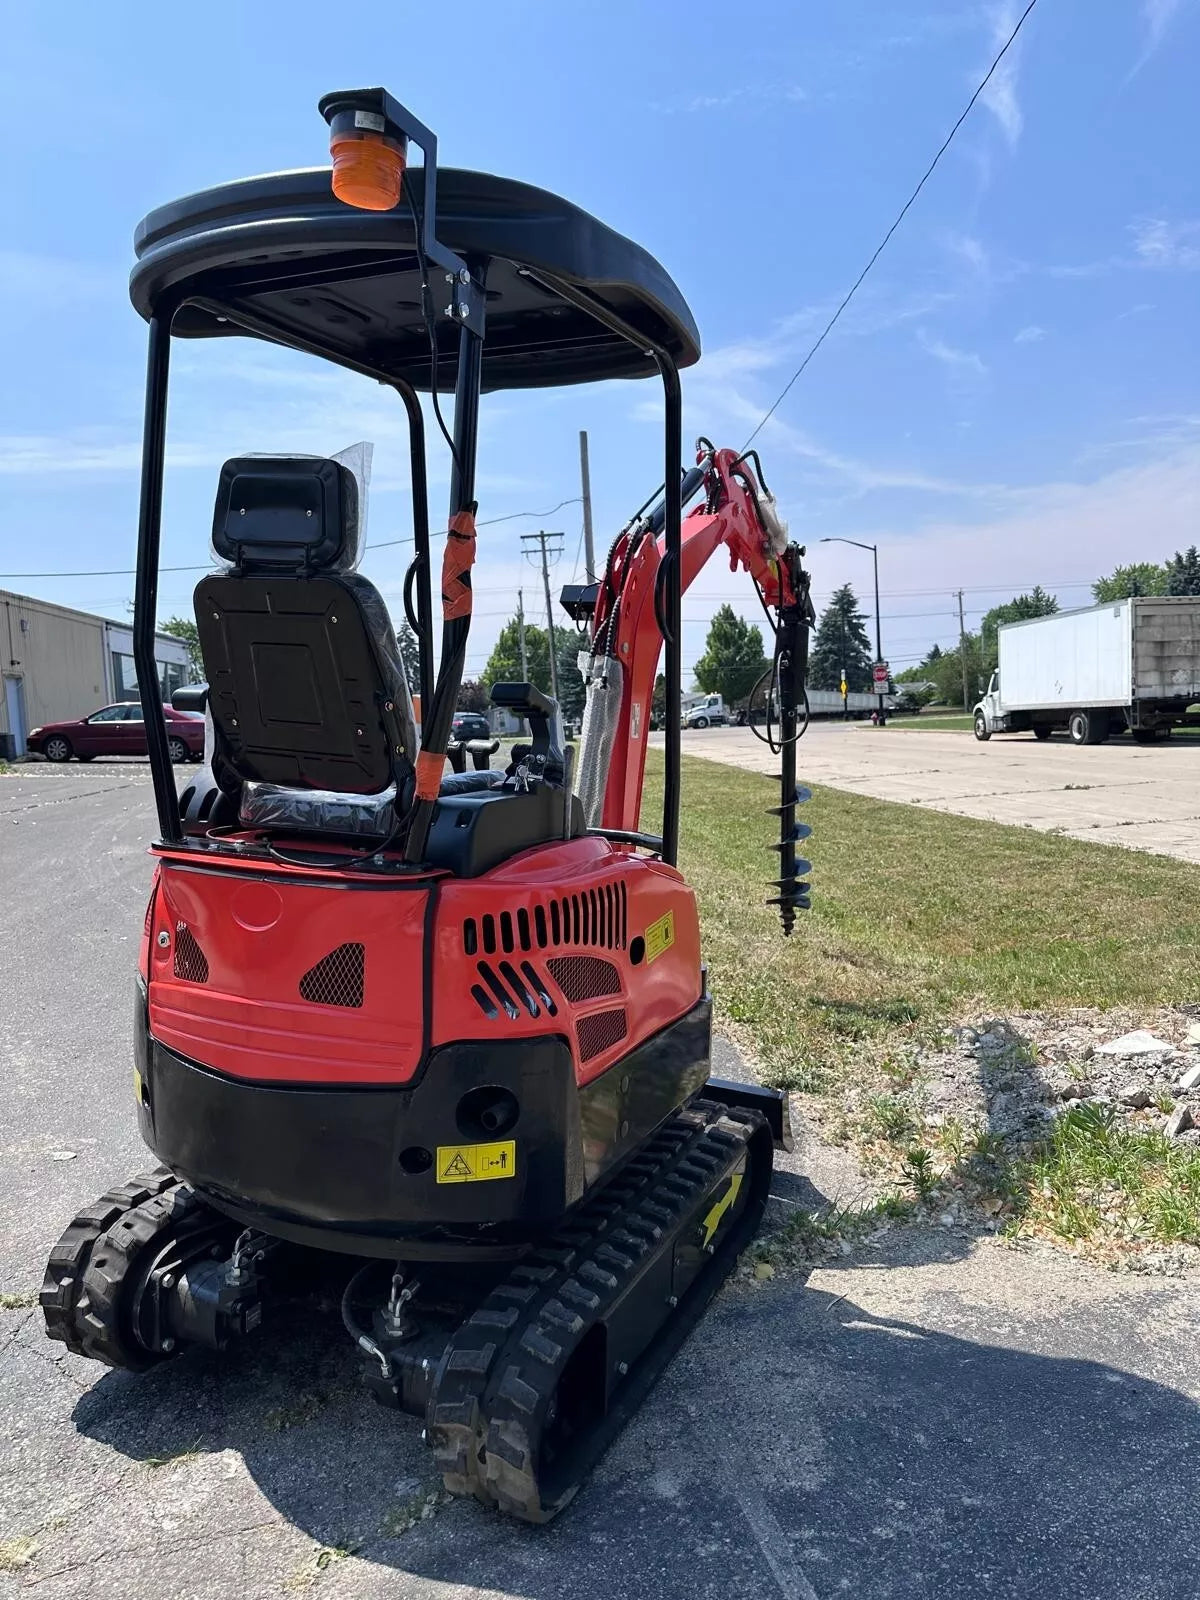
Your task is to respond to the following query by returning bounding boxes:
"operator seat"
[190,454,584,874]
[194,455,419,829]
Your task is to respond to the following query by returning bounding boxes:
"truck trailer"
[973,596,1200,746]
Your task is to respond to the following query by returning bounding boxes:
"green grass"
[641,752,1200,1258]
[0,1290,38,1311]
[1012,1104,1200,1254]
[645,753,1200,1087]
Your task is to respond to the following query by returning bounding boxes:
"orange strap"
[442,508,477,620]
[414,749,445,803]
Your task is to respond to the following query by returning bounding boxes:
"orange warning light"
[329,129,406,211]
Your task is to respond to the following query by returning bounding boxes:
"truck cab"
[683,693,727,729]
[973,672,1003,740]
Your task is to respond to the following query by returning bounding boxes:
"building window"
[112,652,138,701]
[159,660,186,701]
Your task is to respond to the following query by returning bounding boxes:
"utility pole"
[516,589,529,680]
[957,589,970,711]
[521,530,564,701]
[579,429,596,584]
[819,536,885,722]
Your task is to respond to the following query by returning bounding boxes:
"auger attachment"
[765,785,813,934]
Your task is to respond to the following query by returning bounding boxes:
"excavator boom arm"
[577,444,814,932]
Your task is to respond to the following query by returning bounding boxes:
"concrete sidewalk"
[661,723,1200,861]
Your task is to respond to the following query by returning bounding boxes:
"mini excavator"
[42,87,814,1522]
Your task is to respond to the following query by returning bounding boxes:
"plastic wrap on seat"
[239,781,398,838]
[576,652,623,829]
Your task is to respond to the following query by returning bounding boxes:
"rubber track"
[427,1099,767,1522]
[76,1185,218,1370]
[41,1169,179,1357]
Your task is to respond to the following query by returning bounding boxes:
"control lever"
[489,682,565,779]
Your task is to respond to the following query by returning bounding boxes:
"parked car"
[26,702,205,764]
[450,711,492,743]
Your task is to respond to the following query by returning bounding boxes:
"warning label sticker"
[644,911,675,964]
[435,1141,517,1184]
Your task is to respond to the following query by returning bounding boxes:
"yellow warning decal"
[644,911,675,964]
[133,1068,144,1105]
[436,1141,517,1184]
[700,1171,743,1246]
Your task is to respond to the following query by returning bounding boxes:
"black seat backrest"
[194,455,417,798]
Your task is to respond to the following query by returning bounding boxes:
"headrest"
[212,455,359,572]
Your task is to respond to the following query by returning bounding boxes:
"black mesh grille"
[546,955,622,1004]
[173,922,209,984]
[577,1007,628,1062]
[299,943,365,1008]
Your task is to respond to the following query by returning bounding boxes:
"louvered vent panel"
[546,955,622,1004]
[577,1008,628,1063]
[461,883,629,959]
[299,943,365,1008]
[173,922,209,984]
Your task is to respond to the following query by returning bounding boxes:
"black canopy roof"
[130,166,701,392]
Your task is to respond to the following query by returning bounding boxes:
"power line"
[0,497,586,582]
[740,0,1040,449]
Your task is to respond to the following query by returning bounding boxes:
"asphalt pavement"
[2,761,1198,1599]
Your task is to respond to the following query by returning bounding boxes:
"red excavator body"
[44,85,814,1523]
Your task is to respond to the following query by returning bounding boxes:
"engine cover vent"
[577,1007,628,1063]
[299,942,365,1008]
[546,955,621,1005]
[462,882,627,958]
[173,922,209,984]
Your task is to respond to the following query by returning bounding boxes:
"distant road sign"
[873,662,889,690]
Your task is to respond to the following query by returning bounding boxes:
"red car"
[26,702,205,764]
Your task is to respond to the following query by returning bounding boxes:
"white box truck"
[973,596,1200,746]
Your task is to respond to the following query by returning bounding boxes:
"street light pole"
[820,537,886,725]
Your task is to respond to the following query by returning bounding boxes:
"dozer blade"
[426,1099,773,1523]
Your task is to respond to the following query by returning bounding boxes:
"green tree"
[808,585,873,692]
[158,616,203,679]
[1092,562,1168,602]
[693,605,769,706]
[980,586,1058,674]
[482,617,551,694]
[928,634,987,708]
[457,679,489,713]
[1166,546,1200,596]
[395,620,422,688]
[554,631,588,722]
[652,672,666,727]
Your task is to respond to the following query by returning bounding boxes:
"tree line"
[155,542,1200,717]
[895,545,1200,708]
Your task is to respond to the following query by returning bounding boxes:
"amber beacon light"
[320,90,408,211]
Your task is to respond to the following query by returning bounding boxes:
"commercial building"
[0,590,191,758]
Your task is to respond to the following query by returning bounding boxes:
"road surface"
[2,762,1198,1599]
[663,722,1200,862]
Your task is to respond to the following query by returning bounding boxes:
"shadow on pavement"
[72,1223,1198,1600]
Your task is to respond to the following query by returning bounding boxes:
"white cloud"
[943,233,989,275]
[1131,0,1184,74]
[916,329,988,376]
[979,3,1024,148]
[1014,324,1045,343]
[1130,217,1200,270]
[861,441,1200,618]
[651,82,808,115]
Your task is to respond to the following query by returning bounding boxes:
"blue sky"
[1,0,1197,682]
